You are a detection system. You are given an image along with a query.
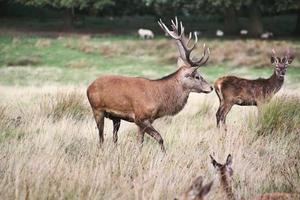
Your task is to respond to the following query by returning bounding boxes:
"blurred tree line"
[1,0,299,36]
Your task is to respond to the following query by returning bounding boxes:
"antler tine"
[192,44,206,64]
[193,46,210,67]
[159,17,210,67]
[158,19,181,39]
[171,16,178,30]
[286,47,290,56]
[201,47,210,65]
[179,21,184,37]
[272,48,276,55]
[189,32,198,51]
[194,32,198,45]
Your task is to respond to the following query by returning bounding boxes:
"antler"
[272,48,276,56]
[158,17,210,68]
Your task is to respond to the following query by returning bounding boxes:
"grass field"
[0,32,300,199]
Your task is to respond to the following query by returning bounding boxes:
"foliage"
[15,0,113,10]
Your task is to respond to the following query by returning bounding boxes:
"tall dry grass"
[0,86,299,200]
[62,37,299,68]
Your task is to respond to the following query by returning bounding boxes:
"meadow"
[0,31,300,199]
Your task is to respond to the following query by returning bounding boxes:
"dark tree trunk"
[249,1,263,37]
[64,8,74,29]
[224,6,239,35]
[294,9,300,35]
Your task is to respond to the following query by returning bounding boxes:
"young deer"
[214,49,294,129]
[210,154,299,200]
[210,154,235,200]
[176,176,213,200]
[87,18,213,152]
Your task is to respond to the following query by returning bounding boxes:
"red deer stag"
[214,49,294,129]
[87,17,212,152]
[210,154,299,200]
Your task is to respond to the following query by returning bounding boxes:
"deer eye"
[195,76,200,80]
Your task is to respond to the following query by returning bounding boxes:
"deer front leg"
[137,126,145,146]
[136,120,166,152]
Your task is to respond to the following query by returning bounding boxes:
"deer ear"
[226,154,232,166]
[177,57,189,68]
[199,181,213,197]
[287,56,294,64]
[210,155,219,168]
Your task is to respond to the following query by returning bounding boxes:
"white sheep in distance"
[261,32,274,39]
[138,29,154,39]
[216,30,224,37]
[240,29,248,35]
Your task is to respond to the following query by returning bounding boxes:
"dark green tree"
[273,0,300,34]
[15,0,113,27]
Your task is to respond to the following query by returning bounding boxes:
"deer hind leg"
[136,120,165,152]
[215,85,223,127]
[93,109,105,144]
[112,118,121,144]
[216,106,223,127]
[219,103,233,131]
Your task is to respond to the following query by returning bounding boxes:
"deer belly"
[104,109,135,122]
[235,98,257,106]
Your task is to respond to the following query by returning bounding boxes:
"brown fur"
[87,19,212,152]
[214,53,293,128]
[87,63,212,151]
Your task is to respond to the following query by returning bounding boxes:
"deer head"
[271,49,294,78]
[210,154,233,177]
[158,17,213,94]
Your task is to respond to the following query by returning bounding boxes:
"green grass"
[1,34,300,86]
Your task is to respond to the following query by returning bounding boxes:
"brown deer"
[210,154,299,200]
[214,49,294,129]
[175,176,213,200]
[87,17,213,152]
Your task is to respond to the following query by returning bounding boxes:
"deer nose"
[210,86,213,91]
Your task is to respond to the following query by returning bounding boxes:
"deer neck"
[220,172,236,200]
[154,71,190,117]
[267,71,284,94]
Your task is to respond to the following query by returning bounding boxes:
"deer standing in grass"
[210,154,299,200]
[176,176,213,200]
[87,17,213,152]
[214,49,294,129]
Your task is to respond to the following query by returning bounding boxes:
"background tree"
[15,0,113,27]
[273,0,300,35]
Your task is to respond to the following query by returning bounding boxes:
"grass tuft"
[0,105,25,142]
[253,95,300,137]
[35,39,51,48]
[6,55,41,66]
[40,91,90,121]
[67,59,90,69]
